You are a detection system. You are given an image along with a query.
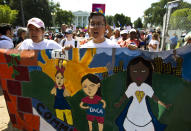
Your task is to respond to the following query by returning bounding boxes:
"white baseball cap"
[129,29,136,33]
[120,30,128,35]
[27,17,45,29]
[184,34,191,42]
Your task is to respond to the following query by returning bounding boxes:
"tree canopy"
[114,13,132,27]
[170,8,191,31]
[0,0,74,28]
[55,9,74,26]
[134,17,143,29]
[144,0,191,27]
[0,5,18,24]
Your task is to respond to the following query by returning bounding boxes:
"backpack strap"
[0,37,7,41]
[62,39,66,47]
[75,40,77,48]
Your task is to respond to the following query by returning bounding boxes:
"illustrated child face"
[130,61,149,86]
[55,72,64,87]
[82,78,100,97]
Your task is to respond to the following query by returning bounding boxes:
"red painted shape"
[14,66,30,81]
[0,64,14,80]
[7,80,22,96]
[17,97,33,113]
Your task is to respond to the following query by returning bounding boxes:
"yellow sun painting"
[38,48,108,96]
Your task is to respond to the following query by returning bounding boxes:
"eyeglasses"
[89,23,105,28]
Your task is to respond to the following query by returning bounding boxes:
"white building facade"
[73,11,90,28]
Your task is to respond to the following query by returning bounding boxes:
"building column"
[80,16,82,27]
[77,16,78,27]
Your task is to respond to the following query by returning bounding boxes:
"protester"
[54,33,64,45]
[80,12,120,48]
[169,33,178,50]
[148,33,160,52]
[60,29,79,48]
[139,30,146,50]
[18,17,62,50]
[13,27,27,47]
[110,28,121,43]
[61,24,67,34]
[122,29,139,50]
[0,23,14,49]
[183,33,191,46]
[117,30,128,47]
[145,30,153,47]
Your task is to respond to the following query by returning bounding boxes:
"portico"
[73,11,90,28]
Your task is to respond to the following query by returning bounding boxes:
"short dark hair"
[88,12,106,25]
[0,23,12,35]
[81,73,100,84]
[81,73,102,96]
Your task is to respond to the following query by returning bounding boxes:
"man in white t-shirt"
[0,23,14,49]
[60,29,79,48]
[80,12,120,48]
[18,17,62,50]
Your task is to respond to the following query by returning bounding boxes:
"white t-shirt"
[0,35,14,49]
[80,38,120,48]
[148,39,159,52]
[18,39,62,50]
[60,38,79,48]
[125,82,154,126]
[110,36,121,43]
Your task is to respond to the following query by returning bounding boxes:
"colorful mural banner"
[0,46,191,131]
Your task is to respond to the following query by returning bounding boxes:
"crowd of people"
[0,12,191,50]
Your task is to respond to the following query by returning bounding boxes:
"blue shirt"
[170,36,178,45]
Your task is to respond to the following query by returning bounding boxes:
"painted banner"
[0,46,191,131]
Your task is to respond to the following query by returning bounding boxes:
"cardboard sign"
[92,4,105,15]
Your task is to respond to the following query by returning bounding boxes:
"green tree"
[134,17,143,29]
[170,8,191,30]
[8,0,53,27]
[105,15,114,26]
[143,0,191,27]
[0,5,18,24]
[55,9,74,26]
[114,13,132,27]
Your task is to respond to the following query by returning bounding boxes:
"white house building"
[72,11,90,28]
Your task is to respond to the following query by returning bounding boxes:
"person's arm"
[50,87,56,95]
[106,24,113,39]
[15,42,22,49]
[114,94,127,108]
[63,88,71,97]
[127,44,138,50]
[80,101,90,109]
[100,99,106,109]
[148,44,157,50]
[152,95,171,109]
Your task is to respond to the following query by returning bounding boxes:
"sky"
[53,0,191,22]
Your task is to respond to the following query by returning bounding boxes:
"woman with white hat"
[18,17,62,50]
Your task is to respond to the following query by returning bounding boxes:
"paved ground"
[0,88,20,131]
